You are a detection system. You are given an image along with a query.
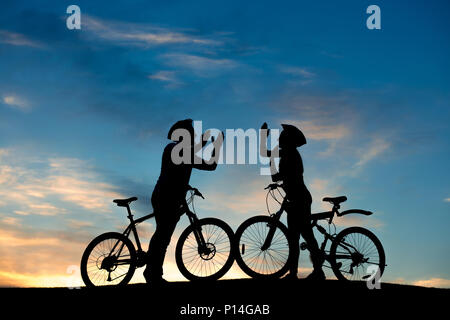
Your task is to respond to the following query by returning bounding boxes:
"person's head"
[168,119,195,144]
[279,124,307,149]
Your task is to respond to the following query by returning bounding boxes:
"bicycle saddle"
[113,197,138,207]
[322,196,347,205]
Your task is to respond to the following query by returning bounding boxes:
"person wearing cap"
[144,119,223,285]
[260,122,325,280]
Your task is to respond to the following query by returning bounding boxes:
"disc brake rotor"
[200,243,216,260]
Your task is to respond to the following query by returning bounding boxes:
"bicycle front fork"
[187,211,209,254]
[261,212,283,251]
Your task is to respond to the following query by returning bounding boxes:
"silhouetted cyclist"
[260,122,325,280]
[144,119,223,285]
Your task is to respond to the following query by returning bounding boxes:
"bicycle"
[80,186,235,287]
[233,183,386,281]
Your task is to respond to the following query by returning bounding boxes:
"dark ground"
[3,279,448,318]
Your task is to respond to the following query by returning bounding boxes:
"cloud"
[1,216,21,226]
[320,50,343,59]
[333,214,384,228]
[0,229,62,247]
[444,198,450,202]
[0,152,123,215]
[280,66,316,79]
[277,91,391,178]
[2,94,30,111]
[162,53,238,76]
[14,203,66,217]
[281,119,350,141]
[309,178,341,210]
[0,225,86,287]
[413,278,450,288]
[83,15,220,48]
[203,188,268,217]
[0,149,8,160]
[390,277,407,285]
[148,71,182,87]
[67,219,94,229]
[274,92,356,158]
[148,71,177,82]
[0,30,43,48]
[275,92,353,120]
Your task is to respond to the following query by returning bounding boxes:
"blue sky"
[0,0,449,287]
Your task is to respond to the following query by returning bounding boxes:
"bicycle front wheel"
[176,218,235,281]
[80,232,136,287]
[330,227,385,281]
[234,215,290,279]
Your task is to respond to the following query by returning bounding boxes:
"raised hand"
[261,122,270,136]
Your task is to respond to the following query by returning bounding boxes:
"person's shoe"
[148,277,169,287]
[283,272,298,280]
[143,269,169,286]
[304,269,326,281]
[143,268,152,283]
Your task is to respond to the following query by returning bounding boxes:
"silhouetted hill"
[3,279,448,318]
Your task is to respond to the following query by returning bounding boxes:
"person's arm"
[192,132,224,171]
[270,155,283,182]
[260,122,274,157]
[260,123,282,181]
[260,122,280,163]
[193,160,217,171]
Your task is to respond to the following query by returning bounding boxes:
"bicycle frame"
[261,194,373,264]
[123,211,155,253]
[102,209,155,272]
[107,191,209,268]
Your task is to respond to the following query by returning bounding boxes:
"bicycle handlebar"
[187,186,205,199]
[264,183,282,190]
[194,189,204,199]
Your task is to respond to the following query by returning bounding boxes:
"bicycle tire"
[234,215,290,279]
[176,218,235,281]
[80,232,136,287]
[330,226,385,281]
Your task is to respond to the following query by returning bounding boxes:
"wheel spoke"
[332,229,384,281]
[238,220,289,277]
[180,222,232,279]
[82,235,134,286]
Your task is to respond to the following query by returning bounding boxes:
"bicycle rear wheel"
[234,216,290,279]
[176,218,235,281]
[80,232,136,287]
[330,227,385,281]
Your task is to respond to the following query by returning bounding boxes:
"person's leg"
[300,223,324,271]
[145,214,178,282]
[298,203,325,279]
[144,196,180,282]
[286,210,301,278]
